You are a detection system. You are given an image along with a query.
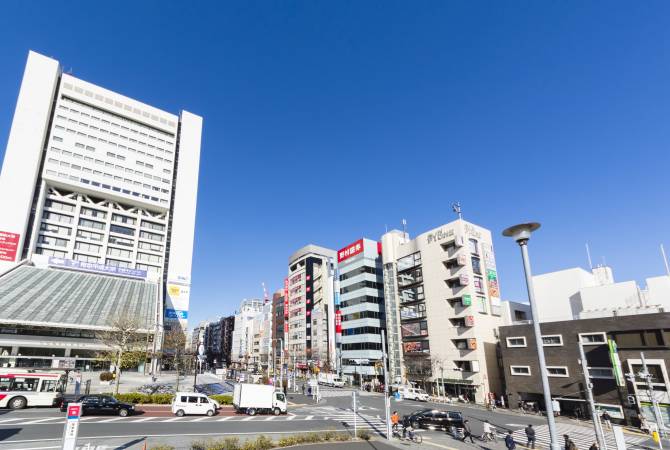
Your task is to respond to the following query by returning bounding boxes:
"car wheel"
[273,407,281,416]
[9,396,27,410]
[248,408,257,416]
[206,409,214,416]
[176,409,185,417]
[118,408,129,417]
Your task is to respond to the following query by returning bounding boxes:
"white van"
[172,392,219,416]
[398,386,429,401]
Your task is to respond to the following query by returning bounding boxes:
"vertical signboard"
[486,269,501,312]
[0,231,20,262]
[283,278,289,348]
[608,339,625,387]
[165,282,190,322]
[62,403,82,450]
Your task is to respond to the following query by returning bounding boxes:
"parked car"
[172,392,219,416]
[60,395,135,417]
[403,409,465,430]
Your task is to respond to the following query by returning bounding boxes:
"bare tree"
[97,314,144,395]
[161,327,190,391]
[403,356,433,392]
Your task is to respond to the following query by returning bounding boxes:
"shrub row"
[150,431,360,450]
[110,393,233,405]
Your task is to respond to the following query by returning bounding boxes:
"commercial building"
[532,266,670,322]
[336,238,385,384]
[204,316,235,368]
[287,245,337,371]
[230,298,263,369]
[250,301,273,372]
[190,323,207,354]
[0,51,201,369]
[271,290,285,372]
[499,312,670,428]
[381,219,505,403]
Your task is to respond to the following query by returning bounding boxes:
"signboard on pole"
[62,402,82,450]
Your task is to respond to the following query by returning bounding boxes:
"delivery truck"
[317,373,345,388]
[233,383,287,416]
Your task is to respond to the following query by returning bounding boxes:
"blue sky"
[1,1,669,327]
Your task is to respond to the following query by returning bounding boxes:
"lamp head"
[502,222,541,244]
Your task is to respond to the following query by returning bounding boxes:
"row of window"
[33,247,162,273]
[339,265,377,281]
[50,145,171,183]
[341,310,383,321]
[506,333,604,348]
[40,235,164,259]
[339,295,383,308]
[340,280,383,294]
[341,342,382,351]
[43,213,164,242]
[510,365,572,377]
[341,326,381,336]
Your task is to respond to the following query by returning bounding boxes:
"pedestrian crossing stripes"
[0,412,385,427]
[512,422,647,449]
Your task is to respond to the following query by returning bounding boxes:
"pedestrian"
[391,410,400,433]
[638,414,650,434]
[301,383,305,395]
[589,442,599,450]
[601,410,612,430]
[564,434,577,450]
[505,431,516,450]
[461,419,475,443]
[307,386,312,396]
[525,424,536,449]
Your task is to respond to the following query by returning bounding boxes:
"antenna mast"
[661,244,670,276]
[401,219,407,236]
[452,202,463,220]
[585,243,593,270]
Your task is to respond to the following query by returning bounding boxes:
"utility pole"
[641,352,666,445]
[382,330,391,440]
[579,341,608,450]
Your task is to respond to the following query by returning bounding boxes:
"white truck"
[233,383,287,416]
[317,373,345,388]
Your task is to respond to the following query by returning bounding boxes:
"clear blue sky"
[1,1,669,327]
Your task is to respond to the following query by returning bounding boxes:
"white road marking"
[19,417,63,425]
[161,417,182,422]
[264,416,276,421]
[286,415,296,420]
[129,417,153,422]
[242,416,255,421]
[305,415,313,420]
[190,417,209,422]
[95,417,125,423]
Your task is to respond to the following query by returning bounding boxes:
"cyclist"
[482,420,495,441]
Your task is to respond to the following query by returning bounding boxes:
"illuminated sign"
[337,239,364,262]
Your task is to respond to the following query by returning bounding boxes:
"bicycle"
[392,425,423,444]
[481,427,497,443]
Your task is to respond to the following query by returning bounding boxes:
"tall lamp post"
[503,222,560,450]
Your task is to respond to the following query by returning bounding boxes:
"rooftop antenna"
[452,202,463,220]
[661,244,670,276]
[601,256,607,267]
[585,243,593,269]
[401,219,407,235]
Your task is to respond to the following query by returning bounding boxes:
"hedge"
[111,393,233,405]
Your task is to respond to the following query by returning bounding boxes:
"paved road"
[0,386,649,449]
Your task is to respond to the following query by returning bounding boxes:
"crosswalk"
[0,409,385,429]
[512,423,648,449]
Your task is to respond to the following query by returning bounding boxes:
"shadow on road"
[0,428,20,442]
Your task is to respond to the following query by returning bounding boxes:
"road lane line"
[264,416,276,421]
[130,417,153,422]
[190,417,209,422]
[95,417,126,423]
[242,416,255,421]
[305,415,313,420]
[161,417,182,422]
[217,416,233,421]
[19,417,64,425]
[0,417,29,424]
[286,415,296,420]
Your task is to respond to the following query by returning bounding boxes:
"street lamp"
[503,222,560,450]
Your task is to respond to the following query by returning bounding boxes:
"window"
[397,267,423,287]
[110,224,135,236]
[109,236,134,247]
[53,136,63,142]
[79,218,105,230]
[40,223,71,236]
[511,366,531,376]
[506,337,527,348]
[112,214,136,225]
[37,235,68,247]
[589,367,614,379]
[74,253,99,263]
[80,207,107,219]
[75,241,101,253]
[43,211,73,224]
[141,220,165,232]
[471,256,482,275]
[136,263,161,273]
[137,252,162,264]
[138,241,163,252]
[45,200,75,213]
[140,231,163,242]
[477,296,488,314]
[77,229,103,241]
[397,252,422,272]
[398,285,425,303]
[400,303,426,320]
[580,332,607,345]
[34,247,66,257]
[106,259,131,268]
[546,366,569,377]
[107,247,132,259]
[542,335,563,346]
[468,238,479,255]
[473,276,484,293]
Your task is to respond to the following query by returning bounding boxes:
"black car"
[60,395,135,417]
[403,409,465,430]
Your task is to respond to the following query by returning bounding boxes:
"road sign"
[62,403,82,450]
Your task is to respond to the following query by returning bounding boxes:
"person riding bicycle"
[482,420,495,440]
[403,422,416,441]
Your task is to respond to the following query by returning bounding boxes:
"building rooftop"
[0,265,158,331]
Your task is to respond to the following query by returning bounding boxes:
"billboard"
[337,239,364,263]
[165,309,188,320]
[165,281,190,322]
[0,231,20,262]
[486,269,501,309]
[48,257,147,279]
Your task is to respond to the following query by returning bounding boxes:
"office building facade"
[287,245,337,371]
[381,219,505,403]
[230,298,263,368]
[337,238,385,383]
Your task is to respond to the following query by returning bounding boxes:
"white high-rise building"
[231,298,264,368]
[0,51,201,333]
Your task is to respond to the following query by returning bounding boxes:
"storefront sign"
[335,310,342,334]
[62,403,82,450]
[338,239,364,262]
[0,231,19,262]
[48,257,147,278]
[426,228,454,245]
[464,316,475,327]
[462,294,472,306]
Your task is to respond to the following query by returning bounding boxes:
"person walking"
[391,410,400,432]
[638,413,650,434]
[505,431,516,450]
[461,419,475,443]
[589,442,599,450]
[601,410,612,430]
[525,424,536,449]
[564,434,578,450]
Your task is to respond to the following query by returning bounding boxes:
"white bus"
[0,369,66,409]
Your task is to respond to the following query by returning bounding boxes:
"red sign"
[337,239,364,263]
[335,310,342,334]
[67,404,81,419]
[283,278,289,334]
[0,231,20,262]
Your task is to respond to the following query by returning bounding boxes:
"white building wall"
[533,268,597,322]
[646,276,670,310]
[0,52,60,272]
